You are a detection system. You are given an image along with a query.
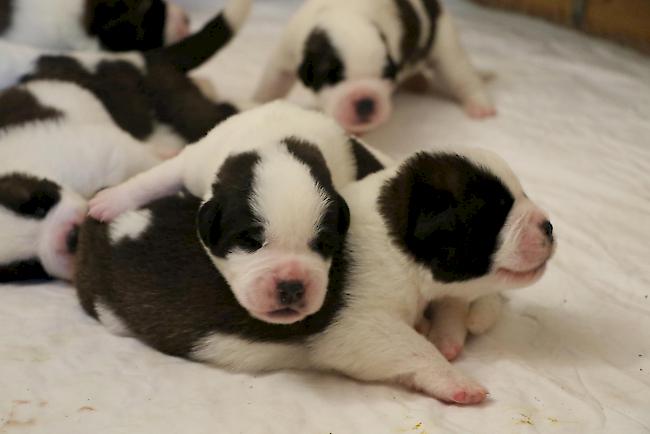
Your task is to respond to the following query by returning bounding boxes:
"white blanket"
[2,1,649,432]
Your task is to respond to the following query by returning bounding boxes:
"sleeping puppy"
[87,101,391,222]
[0,85,159,282]
[0,0,190,51]
[84,101,389,324]
[0,0,251,152]
[254,0,495,133]
[75,148,553,406]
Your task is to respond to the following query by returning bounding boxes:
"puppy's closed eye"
[234,228,265,253]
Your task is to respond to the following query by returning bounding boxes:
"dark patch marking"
[0,88,63,130]
[349,137,385,180]
[84,0,167,52]
[378,152,514,282]
[197,152,262,258]
[394,0,421,65]
[298,29,344,92]
[0,173,61,219]
[0,259,51,283]
[0,0,11,34]
[146,9,232,73]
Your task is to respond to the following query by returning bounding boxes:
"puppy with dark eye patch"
[0,0,251,156]
[75,147,554,406]
[0,0,190,52]
[87,101,390,324]
[254,0,495,134]
[0,85,159,282]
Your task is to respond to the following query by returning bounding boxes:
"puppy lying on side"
[87,101,390,222]
[0,0,251,154]
[0,0,190,51]
[85,101,388,324]
[76,147,553,405]
[254,0,494,133]
[0,84,159,282]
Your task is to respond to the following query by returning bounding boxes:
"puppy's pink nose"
[277,280,305,306]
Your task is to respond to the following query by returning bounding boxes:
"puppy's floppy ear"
[335,193,350,235]
[197,198,222,249]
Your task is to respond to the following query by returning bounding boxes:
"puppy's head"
[85,0,190,51]
[0,173,87,282]
[379,150,555,292]
[197,139,350,324]
[298,13,397,133]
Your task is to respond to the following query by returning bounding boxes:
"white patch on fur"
[0,207,40,265]
[192,332,309,371]
[95,302,131,336]
[1,0,99,50]
[109,209,152,245]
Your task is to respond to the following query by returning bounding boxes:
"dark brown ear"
[196,198,222,250]
[0,173,61,219]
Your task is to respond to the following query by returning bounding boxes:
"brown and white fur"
[254,0,495,133]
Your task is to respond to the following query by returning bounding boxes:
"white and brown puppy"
[86,101,389,323]
[254,0,494,133]
[0,0,251,153]
[308,149,555,404]
[75,148,553,406]
[0,85,159,282]
[0,0,190,51]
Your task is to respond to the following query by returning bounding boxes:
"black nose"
[66,225,80,254]
[277,280,305,305]
[540,220,553,241]
[355,98,375,121]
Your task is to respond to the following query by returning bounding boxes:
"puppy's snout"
[355,98,376,122]
[277,280,305,306]
[540,219,553,242]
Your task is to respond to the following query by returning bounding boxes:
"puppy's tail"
[0,41,41,90]
[149,0,252,73]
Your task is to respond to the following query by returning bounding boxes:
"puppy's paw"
[431,337,464,361]
[464,101,496,119]
[412,369,487,405]
[88,186,136,222]
[466,294,504,335]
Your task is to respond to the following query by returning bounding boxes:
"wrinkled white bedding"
[1,1,649,433]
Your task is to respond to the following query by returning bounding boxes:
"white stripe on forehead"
[251,147,330,249]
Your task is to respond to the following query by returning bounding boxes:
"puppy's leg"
[466,294,504,335]
[427,298,469,361]
[313,314,487,405]
[429,12,496,118]
[88,155,185,221]
[253,44,297,102]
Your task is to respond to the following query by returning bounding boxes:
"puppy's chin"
[494,261,548,286]
[248,307,311,325]
[164,2,190,45]
[320,79,393,134]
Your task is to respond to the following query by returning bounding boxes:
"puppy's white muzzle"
[321,79,393,134]
[221,250,330,325]
[494,201,556,286]
[164,2,190,45]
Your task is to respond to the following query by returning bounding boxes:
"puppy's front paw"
[464,101,496,119]
[430,335,464,361]
[466,294,504,335]
[411,369,487,405]
[88,187,136,222]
